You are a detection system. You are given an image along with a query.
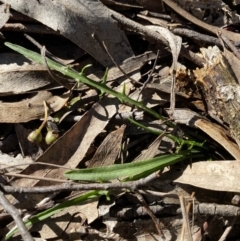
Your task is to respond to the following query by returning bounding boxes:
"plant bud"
[45,130,59,145]
[28,129,42,144]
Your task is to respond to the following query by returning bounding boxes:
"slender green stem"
[128,118,205,149]
[5,42,165,121]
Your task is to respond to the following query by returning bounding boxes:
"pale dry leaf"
[0,90,70,123]
[0,153,33,172]
[165,160,240,192]
[0,3,10,28]
[0,54,54,96]
[194,119,240,160]
[3,0,134,67]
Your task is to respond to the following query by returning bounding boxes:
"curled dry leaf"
[0,91,70,123]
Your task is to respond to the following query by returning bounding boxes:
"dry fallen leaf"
[0,90,70,123]
[0,54,54,96]
[162,160,240,193]
[0,3,10,29]
[4,0,135,67]
[88,125,126,168]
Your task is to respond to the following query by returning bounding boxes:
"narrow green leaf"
[65,150,200,182]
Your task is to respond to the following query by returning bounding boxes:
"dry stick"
[162,0,240,43]
[135,189,165,239]
[25,34,73,89]
[111,11,205,67]
[179,195,193,241]
[0,191,34,241]
[2,23,58,35]
[2,172,71,183]
[180,192,195,241]
[0,172,159,194]
[172,28,221,47]
[0,161,76,172]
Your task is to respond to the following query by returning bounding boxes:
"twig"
[180,192,195,241]
[2,23,58,35]
[0,190,34,241]
[138,49,160,101]
[162,0,240,43]
[41,45,73,89]
[2,172,71,183]
[135,189,165,239]
[179,195,193,241]
[0,172,159,194]
[172,28,221,47]
[111,11,205,67]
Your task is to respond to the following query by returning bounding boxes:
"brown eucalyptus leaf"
[133,133,165,162]
[88,125,126,168]
[162,161,240,193]
[0,53,54,96]
[4,0,134,67]
[0,91,70,123]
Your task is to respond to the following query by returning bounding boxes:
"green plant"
[5,42,204,149]
[5,190,108,240]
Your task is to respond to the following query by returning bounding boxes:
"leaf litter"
[1,0,240,240]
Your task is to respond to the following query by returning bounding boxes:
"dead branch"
[0,190,34,241]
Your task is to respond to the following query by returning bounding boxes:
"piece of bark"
[194,46,240,148]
